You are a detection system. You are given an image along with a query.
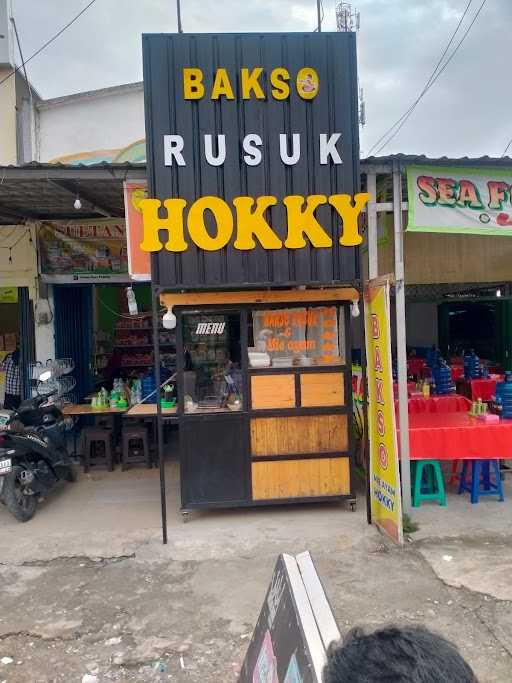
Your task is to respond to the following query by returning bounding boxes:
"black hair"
[323,625,478,683]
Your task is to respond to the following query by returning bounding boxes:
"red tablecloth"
[395,395,471,415]
[451,366,464,381]
[407,358,426,377]
[399,412,512,460]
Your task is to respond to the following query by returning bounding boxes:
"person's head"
[323,625,478,683]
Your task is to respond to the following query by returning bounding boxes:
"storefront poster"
[407,165,512,236]
[124,180,151,281]
[0,287,17,303]
[364,281,403,545]
[38,219,129,283]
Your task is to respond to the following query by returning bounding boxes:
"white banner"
[407,166,512,236]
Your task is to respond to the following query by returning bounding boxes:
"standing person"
[1,345,21,410]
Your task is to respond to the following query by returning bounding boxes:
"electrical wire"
[502,137,512,158]
[367,0,487,156]
[367,0,474,155]
[97,294,165,321]
[0,228,30,250]
[0,0,97,88]
[11,16,33,107]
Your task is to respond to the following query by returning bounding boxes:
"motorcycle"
[0,370,77,522]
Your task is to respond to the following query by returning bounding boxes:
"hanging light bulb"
[351,300,360,318]
[163,306,176,330]
[74,195,82,210]
[496,288,502,298]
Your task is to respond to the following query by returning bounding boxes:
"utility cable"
[367,0,473,156]
[11,16,33,106]
[501,137,512,158]
[0,0,97,88]
[367,0,487,156]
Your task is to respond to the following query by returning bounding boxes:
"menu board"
[251,306,344,367]
[239,552,340,683]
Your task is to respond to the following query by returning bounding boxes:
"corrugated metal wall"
[143,32,360,289]
[54,285,93,401]
[18,287,35,400]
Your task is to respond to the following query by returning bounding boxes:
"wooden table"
[62,404,128,416]
[124,404,177,418]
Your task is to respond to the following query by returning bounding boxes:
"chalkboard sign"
[239,552,340,683]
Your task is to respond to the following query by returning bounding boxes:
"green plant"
[402,513,419,534]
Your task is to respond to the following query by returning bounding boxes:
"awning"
[0,162,146,225]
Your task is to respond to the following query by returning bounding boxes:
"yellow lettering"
[241,67,265,100]
[183,68,204,100]
[187,196,233,251]
[296,67,319,100]
[211,68,234,100]
[270,68,290,100]
[139,198,188,252]
[328,192,369,246]
[283,195,332,248]
[233,196,281,250]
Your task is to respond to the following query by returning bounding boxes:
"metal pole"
[393,165,411,513]
[367,172,378,280]
[152,284,168,544]
[316,0,322,31]
[176,0,183,33]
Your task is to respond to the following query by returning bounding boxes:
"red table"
[399,412,512,461]
[395,395,471,415]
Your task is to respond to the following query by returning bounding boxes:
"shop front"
[138,30,368,531]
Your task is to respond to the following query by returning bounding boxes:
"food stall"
[137,31,367,530]
[161,289,356,514]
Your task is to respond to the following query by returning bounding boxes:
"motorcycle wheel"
[64,464,78,483]
[3,466,38,522]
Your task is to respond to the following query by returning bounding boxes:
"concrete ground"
[0,464,512,682]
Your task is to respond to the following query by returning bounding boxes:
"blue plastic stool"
[458,459,505,504]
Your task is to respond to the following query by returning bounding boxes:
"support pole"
[393,165,411,513]
[367,172,378,280]
[152,285,168,544]
[176,0,183,33]
[316,0,322,32]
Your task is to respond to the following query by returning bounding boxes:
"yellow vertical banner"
[364,280,403,545]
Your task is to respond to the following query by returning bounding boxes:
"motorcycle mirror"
[39,370,52,382]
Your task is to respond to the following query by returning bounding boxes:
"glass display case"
[181,312,243,413]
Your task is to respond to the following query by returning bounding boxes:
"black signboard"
[142,32,361,289]
[239,552,340,682]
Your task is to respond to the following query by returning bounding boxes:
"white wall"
[37,84,145,162]
[405,302,438,349]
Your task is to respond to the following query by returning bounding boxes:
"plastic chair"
[121,426,151,470]
[82,427,114,473]
[458,460,504,504]
[412,460,447,507]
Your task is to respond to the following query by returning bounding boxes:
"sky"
[10,0,511,159]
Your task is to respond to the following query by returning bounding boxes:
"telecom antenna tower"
[336,2,360,32]
[336,3,365,127]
